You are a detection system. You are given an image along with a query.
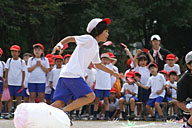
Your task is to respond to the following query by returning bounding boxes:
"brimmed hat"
[86,18,111,33]
[166,54,176,60]
[185,51,192,64]
[33,43,44,50]
[151,35,161,41]
[110,88,117,93]
[10,45,21,51]
[148,63,158,70]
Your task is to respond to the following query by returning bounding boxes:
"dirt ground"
[0,120,184,128]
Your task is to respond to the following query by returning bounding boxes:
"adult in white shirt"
[51,18,119,115]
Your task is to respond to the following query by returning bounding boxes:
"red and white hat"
[33,43,44,50]
[166,54,176,60]
[86,18,111,33]
[10,45,21,51]
[54,55,63,60]
[0,48,3,55]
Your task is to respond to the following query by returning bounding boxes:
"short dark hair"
[169,71,177,77]
[90,22,109,38]
[23,53,32,57]
[138,55,148,62]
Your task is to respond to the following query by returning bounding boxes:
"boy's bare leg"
[146,105,154,116]
[29,92,36,103]
[38,92,45,102]
[51,100,65,108]
[94,97,100,111]
[104,97,109,111]
[155,102,163,116]
[8,97,13,112]
[16,96,22,105]
[63,92,95,112]
[118,98,125,111]
[130,98,135,111]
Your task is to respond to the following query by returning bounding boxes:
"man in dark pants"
[177,51,192,128]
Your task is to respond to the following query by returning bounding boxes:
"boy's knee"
[155,102,160,107]
[146,105,151,109]
[130,98,135,103]
[87,92,95,102]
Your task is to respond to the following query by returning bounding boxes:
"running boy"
[51,18,119,114]
[4,45,26,119]
[177,51,192,128]
[136,63,167,121]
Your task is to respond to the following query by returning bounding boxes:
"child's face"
[55,59,63,68]
[138,59,147,67]
[23,56,30,62]
[169,74,176,82]
[110,92,116,99]
[97,29,109,42]
[64,57,70,64]
[33,47,43,58]
[101,57,109,65]
[135,76,141,82]
[149,67,158,75]
[166,59,175,67]
[11,50,20,58]
[126,79,134,85]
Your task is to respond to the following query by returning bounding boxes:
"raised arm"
[135,82,150,90]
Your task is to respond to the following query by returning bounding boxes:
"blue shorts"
[53,77,93,104]
[0,82,3,94]
[8,85,23,97]
[94,89,110,99]
[138,87,150,102]
[45,94,51,101]
[22,88,29,97]
[147,96,164,107]
[123,96,139,102]
[28,83,46,93]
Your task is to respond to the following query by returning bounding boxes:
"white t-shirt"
[166,81,177,99]
[164,64,181,75]
[135,65,150,85]
[85,68,96,88]
[0,61,5,82]
[95,64,113,90]
[27,57,50,83]
[59,35,101,79]
[146,73,167,98]
[45,71,52,94]
[111,65,119,88]
[109,99,120,112]
[5,58,26,86]
[121,83,138,97]
[50,68,62,90]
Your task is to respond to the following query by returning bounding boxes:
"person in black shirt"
[177,51,192,128]
[149,35,178,71]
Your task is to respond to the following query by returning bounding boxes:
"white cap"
[185,51,192,64]
[101,53,110,58]
[151,35,161,41]
[86,18,111,33]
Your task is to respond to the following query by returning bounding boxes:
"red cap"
[48,58,54,65]
[168,70,177,76]
[148,63,158,70]
[110,88,117,93]
[102,18,111,24]
[33,43,44,50]
[46,54,54,59]
[63,54,71,60]
[54,55,63,60]
[166,54,176,60]
[10,45,21,51]
[107,52,116,58]
[159,70,168,76]
[127,59,132,68]
[126,71,135,78]
[0,48,3,55]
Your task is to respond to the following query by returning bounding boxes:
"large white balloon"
[14,103,70,128]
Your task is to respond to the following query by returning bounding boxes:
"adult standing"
[149,34,178,71]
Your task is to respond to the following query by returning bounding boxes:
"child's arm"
[124,48,136,67]
[135,82,150,90]
[95,63,119,79]
[21,71,25,89]
[28,63,38,72]
[49,81,53,89]
[133,49,142,67]
[156,85,166,95]
[146,51,154,63]
[38,61,49,73]
[166,85,171,95]
[52,36,75,54]
[4,68,8,88]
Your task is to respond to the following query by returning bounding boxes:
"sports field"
[0,120,184,128]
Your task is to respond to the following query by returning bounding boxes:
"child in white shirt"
[22,53,32,103]
[49,55,63,103]
[85,63,96,89]
[136,63,167,121]
[119,71,139,120]
[28,43,50,103]
[94,53,113,120]
[166,70,178,118]
[164,54,181,79]
[4,45,26,119]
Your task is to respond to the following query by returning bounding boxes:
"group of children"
[0,17,191,128]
